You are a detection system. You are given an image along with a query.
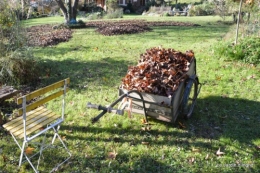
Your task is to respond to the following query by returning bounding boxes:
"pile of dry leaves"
[26,24,73,47]
[96,23,152,36]
[25,20,200,46]
[87,20,200,36]
[121,47,195,97]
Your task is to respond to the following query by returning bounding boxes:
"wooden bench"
[3,78,71,173]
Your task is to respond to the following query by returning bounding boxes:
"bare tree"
[55,0,79,23]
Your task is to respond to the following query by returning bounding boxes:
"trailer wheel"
[181,76,198,119]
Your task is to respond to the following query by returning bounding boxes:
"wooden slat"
[3,107,60,139]
[3,106,47,130]
[17,78,70,104]
[16,88,69,116]
[4,107,51,132]
[17,112,59,139]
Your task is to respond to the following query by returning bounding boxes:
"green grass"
[1,15,260,173]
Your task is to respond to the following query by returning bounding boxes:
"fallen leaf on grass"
[178,121,186,128]
[216,148,225,156]
[2,155,8,162]
[247,74,256,80]
[25,147,35,155]
[191,147,200,152]
[188,157,195,164]
[141,141,149,145]
[255,146,260,150]
[215,76,222,80]
[80,112,86,116]
[66,129,73,133]
[141,126,151,131]
[107,150,117,160]
[221,95,228,98]
[141,118,148,125]
[205,153,209,160]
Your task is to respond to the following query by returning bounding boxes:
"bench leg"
[36,130,48,170]
[50,127,71,172]
[13,136,39,173]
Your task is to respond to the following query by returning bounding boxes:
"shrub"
[87,12,103,20]
[214,37,260,65]
[188,2,214,16]
[104,8,123,19]
[0,0,39,86]
[145,0,156,11]
[106,0,120,13]
[163,12,170,17]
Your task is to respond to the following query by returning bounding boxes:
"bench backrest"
[16,78,70,116]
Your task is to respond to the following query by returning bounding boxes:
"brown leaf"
[80,112,86,116]
[25,147,35,155]
[178,121,186,129]
[191,147,200,152]
[141,141,149,145]
[66,129,73,133]
[215,76,221,80]
[107,150,117,160]
[2,155,8,162]
[141,118,147,124]
[121,47,194,97]
[141,126,151,131]
[255,146,260,150]
[62,136,67,140]
[188,157,195,164]
[216,148,225,156]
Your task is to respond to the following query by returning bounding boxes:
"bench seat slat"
[4,106,60,139]
[4,106,47,128]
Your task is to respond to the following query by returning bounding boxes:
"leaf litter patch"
[85,20,200,36]
[26,24,73,47]
[26,20,200,46]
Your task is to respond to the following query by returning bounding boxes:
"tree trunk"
[55,0,79,23]
[235,0,243,45]
[71,0,79,20]
[21,0,25,19]
[55,0,69,23]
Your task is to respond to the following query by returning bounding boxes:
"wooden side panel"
[17,78,70,105]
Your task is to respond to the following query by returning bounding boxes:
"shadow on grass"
[63,96,259,144]
[53,96,260,172]
[120,25,230,40]
[59,96,260,170]
[34,55,132,90]
[1,96,259,172]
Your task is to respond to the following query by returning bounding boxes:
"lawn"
[0,15,259,173]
